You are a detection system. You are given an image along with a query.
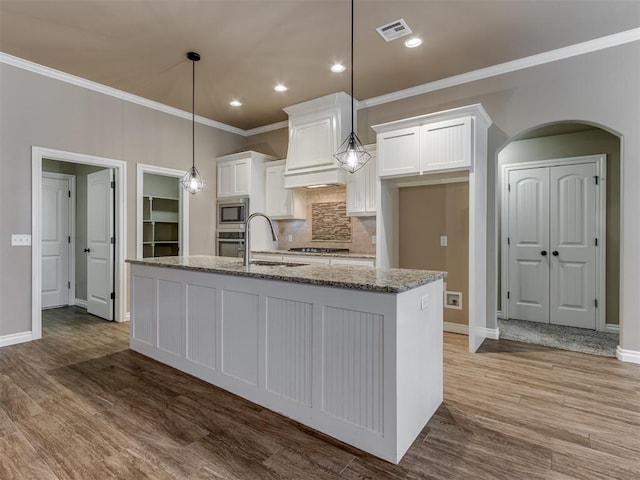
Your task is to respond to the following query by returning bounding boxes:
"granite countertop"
[252,249,376,259]
[127,255,446,293]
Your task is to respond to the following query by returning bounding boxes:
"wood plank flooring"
[1,306,639,479]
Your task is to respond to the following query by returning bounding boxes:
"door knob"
[541,250,547,256]
[552,250,559,256]
[84,248,91,253]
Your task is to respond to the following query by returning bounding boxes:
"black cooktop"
[289,247,350,254]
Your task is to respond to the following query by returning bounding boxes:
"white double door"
[508,162,598,329]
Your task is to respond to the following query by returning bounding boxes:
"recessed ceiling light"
[274,84,288,92]
[331,63,346,73]
[229,100,242,107]
[404,37,423,48]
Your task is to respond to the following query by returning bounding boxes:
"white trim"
[444,322,468,335]
[616,346,640,364]
[74,298,88,309]
[484,328,500,340]
[497,310,503,319]
[0,52,245,137]
[360,28,640,109]
[604,323,619,333]
[244,121,289,136]
[124,311,131,322]
[3,29,639,137]
[136,163,190,259]
[33,147,128,340]
[41,171,76,307]
[0,331,35,348]
[392,175,469,189]
[500,155,607,331]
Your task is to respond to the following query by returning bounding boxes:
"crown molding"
[0,52,246,136]
[359,28,640,109]
[2,28,638,136]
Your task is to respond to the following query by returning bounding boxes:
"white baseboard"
[616,346,640,364]
[497,310,503,319]
[74,298,88,309]
[484,327,500,340]
[120,311,130,322]
[444,322,468,335]
[604,323,620,333]
[0,331,34,347]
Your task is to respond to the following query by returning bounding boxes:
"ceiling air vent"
[376,18,412,42]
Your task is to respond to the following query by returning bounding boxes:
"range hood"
[283,92,352,189]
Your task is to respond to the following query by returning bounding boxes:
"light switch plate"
[372,235,376,245]
[11,234,32,246]
[440,235,448,247]
[421,294,429,310]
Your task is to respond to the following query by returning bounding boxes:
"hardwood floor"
[1,306,639,479]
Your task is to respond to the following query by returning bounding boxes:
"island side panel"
[395,278,444,461]
[128,263,442,463]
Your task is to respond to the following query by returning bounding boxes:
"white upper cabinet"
[217,157,250,197]
[373,105,490,179]
[421,116,473,173]
[216,151,275,199]
[265,160,306,219]
[346,145,377,216]
[377,126,420,178]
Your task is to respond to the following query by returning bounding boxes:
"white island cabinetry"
[128,256,443,464]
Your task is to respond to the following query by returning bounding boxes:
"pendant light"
[333,0,371,174]
[180,51,206,194]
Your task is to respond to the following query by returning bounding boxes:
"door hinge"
[507,237,510,246]
[508,184,511,192]
[68,281,71,289]
[594,176,599,185]
[595,299,598,308]
[110,181,115,189]
[110,237,116,245]
[110,292,116,300]
[595,238,598,246]
[507,291,510,299]
[68,190,71,198]
[68,236,71,244]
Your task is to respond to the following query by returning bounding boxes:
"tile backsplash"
[276,186,375,254]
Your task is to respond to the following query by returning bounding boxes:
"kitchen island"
[127,255,445,463]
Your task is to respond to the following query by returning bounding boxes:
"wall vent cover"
[376,18,412,42]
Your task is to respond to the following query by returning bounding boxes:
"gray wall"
[0,63,245,336]
[249,42,640,352]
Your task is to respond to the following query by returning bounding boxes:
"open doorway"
[32,147,127,340]
[496,122,621,355]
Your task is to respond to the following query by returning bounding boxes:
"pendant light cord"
[192,57,195,170]
[350,0,354,135]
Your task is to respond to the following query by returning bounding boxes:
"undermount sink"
[249,260,308,268]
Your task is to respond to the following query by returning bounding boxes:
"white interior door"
[508,168,550,323]
[549,163,597,328]
[41,175,70,308]
[87,169,114,320]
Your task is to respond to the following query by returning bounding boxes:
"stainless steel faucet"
[244,212,278,266]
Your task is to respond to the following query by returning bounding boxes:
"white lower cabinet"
[330,257,375,267]
[286,255,331,265]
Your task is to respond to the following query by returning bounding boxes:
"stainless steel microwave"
[217,198,248,228]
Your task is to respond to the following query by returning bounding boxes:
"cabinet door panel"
[421,117,472,172]
[233,160,250,195]
[287,117,333,171]
[377,127,420,178]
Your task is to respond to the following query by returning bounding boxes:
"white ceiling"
[1,0,639,130]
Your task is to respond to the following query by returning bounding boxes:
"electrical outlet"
[287,234,293,243]
[11,234,32,246]
[371,235,376,245]
[440,235,448,247]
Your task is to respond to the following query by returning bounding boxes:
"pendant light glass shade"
[181,51,206,195]
[334,0,371,174]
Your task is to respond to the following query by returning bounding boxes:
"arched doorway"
[495,122,621,355]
